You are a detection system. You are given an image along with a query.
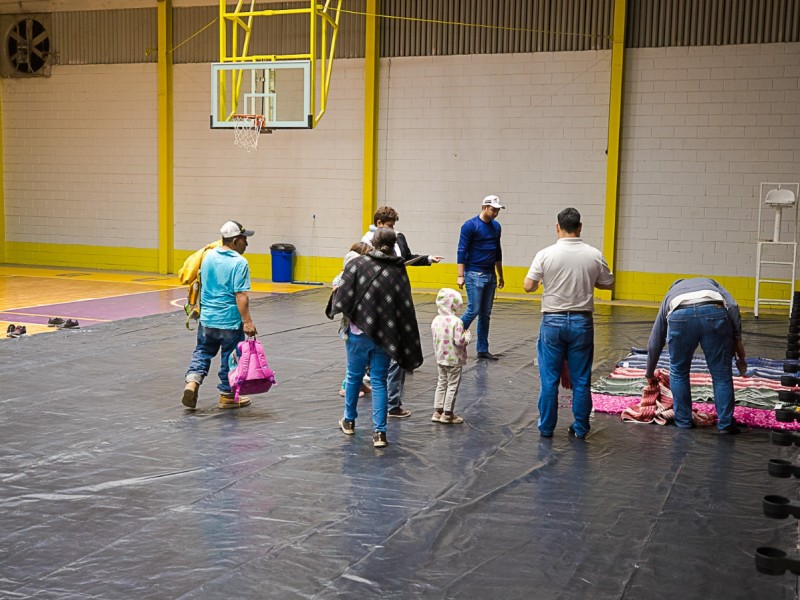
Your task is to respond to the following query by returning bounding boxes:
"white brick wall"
[2,64,158,247]
[617,43,800,276]
[377,52,612,267]
[2,43,798,278]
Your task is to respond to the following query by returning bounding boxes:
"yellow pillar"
[599,0,627,300]
[0,79,5,264]
[157,0,174,274]
[362,0,380,232]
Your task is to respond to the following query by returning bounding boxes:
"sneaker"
[339,418,355,435]
[219,394,251,409]
[8,325,26,338]
[182,381,199,409]
[6,324,16,337]
[372,431,388,448]
[718,421,742,435]
[568,425,587,439]
[47,317,65,327]
[431,411,443,422]
[439,413,464,424]
[388,407,411,418]
[60,319,80,329]
[477,351,499,360]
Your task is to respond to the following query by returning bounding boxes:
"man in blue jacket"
[457,195,505,360]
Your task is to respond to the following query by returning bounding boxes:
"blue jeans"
[185,324,245,395]
[667,304,735,430]
[536,313,594,437]
[344,332,391,432]
[387,359,405,411]
[461,271,497,353]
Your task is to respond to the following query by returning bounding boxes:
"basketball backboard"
[210,60,312,130]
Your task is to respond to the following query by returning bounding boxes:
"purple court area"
[1,288,189,326]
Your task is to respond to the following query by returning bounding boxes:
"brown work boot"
[182,382,199,409]
[219,394,251,409]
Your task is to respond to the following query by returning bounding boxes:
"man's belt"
[676,300,724,309]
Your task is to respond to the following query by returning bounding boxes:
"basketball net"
[232,114,266,152]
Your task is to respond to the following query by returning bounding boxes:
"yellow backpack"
[178,240,222,329]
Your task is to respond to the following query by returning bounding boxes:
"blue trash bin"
[270,243,295,283]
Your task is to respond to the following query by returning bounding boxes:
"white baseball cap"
[220,220,254,238]
[482,195,505,209]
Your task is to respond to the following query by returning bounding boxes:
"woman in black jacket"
[326,228,424,447]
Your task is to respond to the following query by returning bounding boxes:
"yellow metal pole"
[157,0,174,274]
[310,0,317,125]
[0,79,5,264]
[362,0,380,232]
[600,0,627,301]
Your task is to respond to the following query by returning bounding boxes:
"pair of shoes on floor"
[182,382,199,409]
[431,411,464,424]
[6,324,26,338]
[477,351,499,361]
[568,425,587,439]
[372,431,388,448]
[338,388,365,398]
[338,418,355,435]
[388,407,411,418]
[47,318,79,329]
[218,394,251,409]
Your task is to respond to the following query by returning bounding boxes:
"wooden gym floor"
[0,265,316,337]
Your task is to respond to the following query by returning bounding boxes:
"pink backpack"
[227,338,277,402]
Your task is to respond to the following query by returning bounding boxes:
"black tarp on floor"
[1,290,797,599]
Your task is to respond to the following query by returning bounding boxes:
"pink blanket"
[593,393,800,431]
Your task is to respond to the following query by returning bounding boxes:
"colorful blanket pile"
[592,349,800,431]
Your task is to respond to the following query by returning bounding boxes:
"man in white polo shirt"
[523,208,614,439]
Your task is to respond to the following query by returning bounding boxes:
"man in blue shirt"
[182,221,258,410]
[457,195,505,360]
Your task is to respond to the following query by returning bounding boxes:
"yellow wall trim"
[6,242,159,272]
[2,241,781,311]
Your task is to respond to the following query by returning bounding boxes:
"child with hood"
[431,288,472,424]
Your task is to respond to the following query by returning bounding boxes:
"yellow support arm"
[600,0,627,301]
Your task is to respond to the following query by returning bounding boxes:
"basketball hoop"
[232,114,266,151]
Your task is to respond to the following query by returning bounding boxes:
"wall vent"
[1,15,53,77]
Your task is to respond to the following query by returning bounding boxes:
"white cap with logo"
[482,195,505,209]
[220,220,255,238]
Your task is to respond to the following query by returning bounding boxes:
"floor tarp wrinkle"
[0,290,797,599]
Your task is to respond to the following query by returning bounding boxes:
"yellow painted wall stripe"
[2,241,788,311]
[158,0,175,275]
[600,0,627,301]
[362,0,380,232]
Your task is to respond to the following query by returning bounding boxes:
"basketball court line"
[0,266,319,338]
